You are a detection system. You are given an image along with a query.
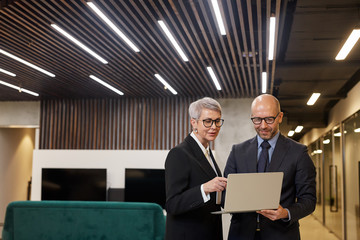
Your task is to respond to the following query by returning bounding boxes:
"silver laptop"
[212,172,283,214]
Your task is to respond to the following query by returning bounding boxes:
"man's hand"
[256,205,288,221]
[203,177,227,195]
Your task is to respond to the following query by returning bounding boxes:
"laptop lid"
[216,172,283,214]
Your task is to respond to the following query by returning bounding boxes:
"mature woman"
[165,97,227,240]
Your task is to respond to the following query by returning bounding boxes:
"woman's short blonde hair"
[188,97,222,119]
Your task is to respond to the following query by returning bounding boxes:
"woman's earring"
[194,129,198,133]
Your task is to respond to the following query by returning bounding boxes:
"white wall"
[31,150,169,200]
[0,128,35,233]
[0,101,40,234]
[215,98,256,171]
[0,101,40,127]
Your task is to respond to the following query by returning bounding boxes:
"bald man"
[224,94,316,240]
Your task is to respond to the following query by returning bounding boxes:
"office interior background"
[1,0,360,239]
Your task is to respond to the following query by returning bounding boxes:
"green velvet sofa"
[2,201,165,240]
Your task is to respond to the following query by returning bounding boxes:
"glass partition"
[343,111,360,240]
[323,127,343,238]
[309,139,323,222]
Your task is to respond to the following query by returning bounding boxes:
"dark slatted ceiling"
[0,0,284,100]
[1,0,360,140]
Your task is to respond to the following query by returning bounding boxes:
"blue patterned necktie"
[258,141,271,172]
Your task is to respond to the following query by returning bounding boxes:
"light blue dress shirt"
[256,131,291,221]
[256,131,280,163]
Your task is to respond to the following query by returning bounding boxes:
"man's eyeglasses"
[251,112,280,125]
[199,118,224,128]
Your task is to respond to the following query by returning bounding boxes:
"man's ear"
[278,112,284,124]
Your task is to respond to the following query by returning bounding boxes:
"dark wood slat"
[158,0,214,96]
[257,0,264,95]
[270,0,282,94]
[246,0,259,95]
[197,0,231,96]
[237,0,254,96]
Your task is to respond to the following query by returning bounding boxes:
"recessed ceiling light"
[206,67,221,90]
[154,74,177,95]
[307,93,320,105]
[89,75,124,95]
[323,139,330,144]
[0,49,55,77]
[354,128,360,133]
[314,149,322,154]
[158,20,189,62]
[335,29,360,60]
[0,80,39,96]
[288,130,295,137]
[0,67,16,77]
[294,125,303,133]
[51,24,108,64]
[210,0,226,35]
[87,2,140,53]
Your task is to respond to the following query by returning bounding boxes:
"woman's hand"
[203,177,227,195]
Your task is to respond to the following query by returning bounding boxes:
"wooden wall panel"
[40,97,196,149]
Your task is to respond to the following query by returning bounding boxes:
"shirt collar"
[190,131,209,155]
[257,131,280,149]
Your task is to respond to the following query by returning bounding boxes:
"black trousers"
[254,231,261,240]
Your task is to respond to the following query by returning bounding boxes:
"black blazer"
[165,134,223,240]
[224,134,316,240]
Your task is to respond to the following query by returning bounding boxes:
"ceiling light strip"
[261,72,267,93]
[87,2,140,53]
[211,0,226,35]
[0,80,39,96]
[335,29,360,60]
[51,24,108,64]
[89,75,124,95]
[0,67,16,77]
[206,67,221,90]
[154,74,177,95]
[268,16,276,61]
[0,49,55,77]
[307,93,320,106]
[158,20,189,62]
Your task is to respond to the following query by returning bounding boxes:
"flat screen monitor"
[41,168,107,201]
[125,168,165,208]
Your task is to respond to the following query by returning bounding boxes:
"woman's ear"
[190,118,197,130]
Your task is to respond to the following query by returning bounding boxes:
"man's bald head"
[250,94,283,140]
[251,94,281,116]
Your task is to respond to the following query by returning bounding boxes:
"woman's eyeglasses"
[199,118,224,128]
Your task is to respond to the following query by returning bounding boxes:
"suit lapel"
[246,137,258,173]
[184,135,218,179]
[209,149,222,177]
[267,134,289,172]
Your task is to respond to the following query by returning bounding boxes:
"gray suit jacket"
[165,134,223,240]
[224,134,316,240]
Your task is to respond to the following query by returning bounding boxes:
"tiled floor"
[300,214,340,240]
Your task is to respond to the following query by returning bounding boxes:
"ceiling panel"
[0,0,360,140]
